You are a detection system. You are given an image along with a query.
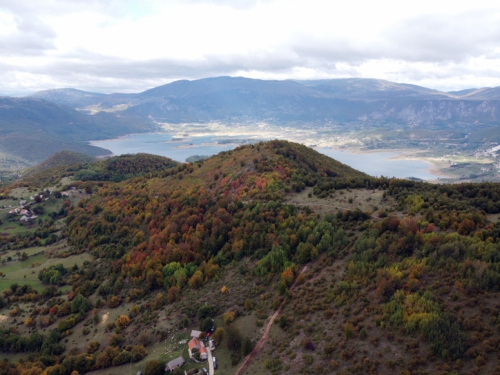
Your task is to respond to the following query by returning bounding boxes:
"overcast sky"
[2,0,500,95]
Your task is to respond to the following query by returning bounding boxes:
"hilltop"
[2,153,178,194]
[1,141,500,374]
[23,151,97,176]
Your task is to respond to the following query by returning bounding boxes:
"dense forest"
[1,141,500,375]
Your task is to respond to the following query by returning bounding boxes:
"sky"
[2,0,500,95]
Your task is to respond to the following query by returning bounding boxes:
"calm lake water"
[316,148,438,180]
[91,133,440,180]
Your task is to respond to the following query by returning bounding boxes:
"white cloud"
[1,0,500,94]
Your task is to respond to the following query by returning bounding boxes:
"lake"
[317,148,439,180]
[90,132,440,180]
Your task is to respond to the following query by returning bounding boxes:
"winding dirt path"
[234,264,309,375]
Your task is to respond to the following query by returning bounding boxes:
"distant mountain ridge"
[30,77,500,127]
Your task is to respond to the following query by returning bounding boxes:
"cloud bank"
[1,0,500,95]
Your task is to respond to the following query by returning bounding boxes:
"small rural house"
[188,338,208,360]
[190,330,202,338]
[165,356,185,372]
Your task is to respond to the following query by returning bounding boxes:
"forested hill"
[0,97,154,170]
[23,151,96,176]
[2,153,178,193]
[3,141,500,374]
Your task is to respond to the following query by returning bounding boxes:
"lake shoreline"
[90,131,446,181]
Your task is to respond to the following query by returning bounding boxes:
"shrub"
[188,270,204,289]
[74,293,93,311]
[265,358,282,372]
[212,327,225,345]
[302,337,315,351]
[138,332,150,346]
[112,350,131,366]
[223,311,236,326]
[107,295,121,308]
[115,315,131,329]
[244,299,253,311]
[241,337,253,356]
[58,318,76,332]
[303,354,314,366]
[145,360,164,375]
[200,317,214,332]
[87,341,100,354]
[167,286,180,303]
[109,334,124,347]
[344,322,354,339]
[130,345,147,362]
[226,326,242,352]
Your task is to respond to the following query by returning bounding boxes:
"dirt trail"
[234,264,308,375]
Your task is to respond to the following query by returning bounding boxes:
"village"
[4,187,76,224]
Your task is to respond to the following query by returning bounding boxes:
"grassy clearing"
[0,279,45,293]
[60,176,75,186]
[0,248,92,292]
[1,245,48,259]
[286,186,396,218]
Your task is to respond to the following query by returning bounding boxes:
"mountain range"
[31,77,500,126]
